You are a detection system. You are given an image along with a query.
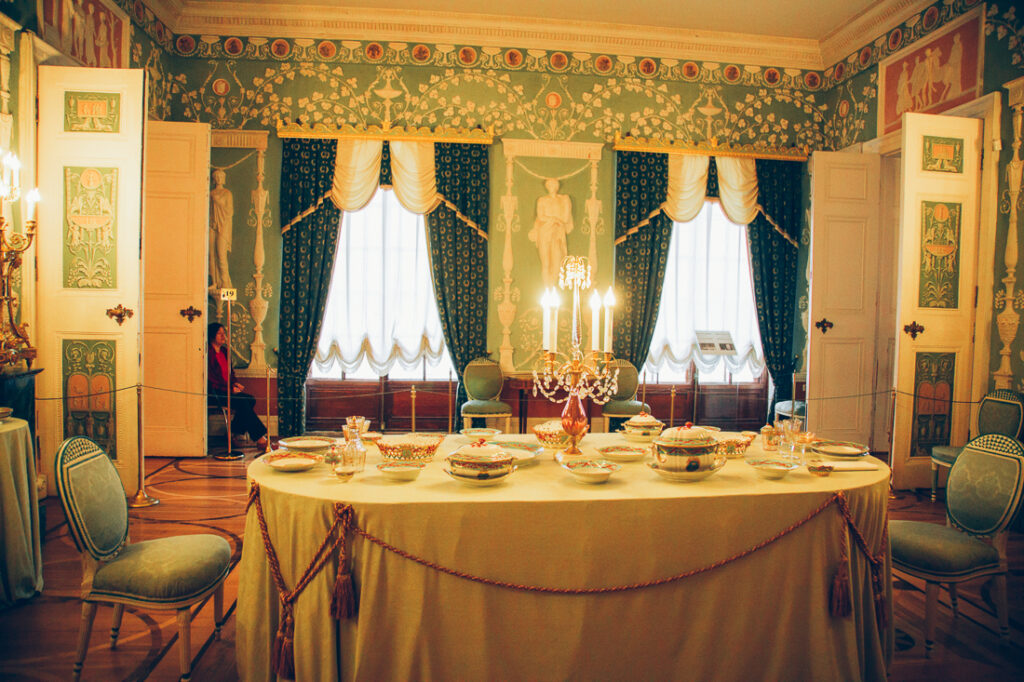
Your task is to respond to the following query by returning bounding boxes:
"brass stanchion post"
[670,386,676,427]
[128,383,159,507]
[447,370,453,434]
[265,365,272,453]
[411,385,417,432]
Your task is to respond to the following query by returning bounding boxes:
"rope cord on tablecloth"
[247,482,888,679]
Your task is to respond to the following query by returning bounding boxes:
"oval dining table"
[236,432,892,681]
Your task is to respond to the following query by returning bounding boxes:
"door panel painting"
[62,338,116,457]
[64,166,118,289]
[910,351,954,459]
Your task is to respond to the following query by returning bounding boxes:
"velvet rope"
[247,484,889,676]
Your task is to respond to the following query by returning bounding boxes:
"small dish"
[562,459,621,484]
[745,457,799,480]
[597,445,648,462]
[262,451,320,472]
[460,427,502,439]
[277,436,335,454]
[647,460,724,483]
[808,463,835,477]
[486,439,542,466]
[377,461,426,482]
[361,431,383,445]
[443,466,513,487]
[812,440,869,459]
[0,406,12,421]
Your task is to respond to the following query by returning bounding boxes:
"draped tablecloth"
[237,433,892,681]
[0,418,42,608]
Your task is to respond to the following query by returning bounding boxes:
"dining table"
[236,432,892,681]
[0,417,42,609]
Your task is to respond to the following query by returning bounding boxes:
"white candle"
[551,290,559,355]
[7,154,20,193]
[540,289,550,350]
[603,288,615,353]
[589,290,602,351]
[25,188,39,221]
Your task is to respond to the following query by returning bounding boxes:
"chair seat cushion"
[461,399,512,416]
[890,520,1000,579]
[602,399,652,417]
[774,400,806,418]
[930,444,961,466]
[91,534,231,605]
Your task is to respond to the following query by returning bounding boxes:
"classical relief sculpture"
[209,169,234,293]
[529,178,574,287]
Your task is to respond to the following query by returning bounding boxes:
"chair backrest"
[610,359,639,401]
[976,390,1024,439]
[54,437,128,562]
[463,358,503,401]
[947,433,1024,537]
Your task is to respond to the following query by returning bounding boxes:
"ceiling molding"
[169,4,824,69]
[146,0,187,28]
[819,0,932,69]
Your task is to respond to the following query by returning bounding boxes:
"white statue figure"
[71,0,86,61]
[95,12,111,68]
[209,169,234,293]
[84,4,96,66]
[895,61,911,116]
[529,178,574,288]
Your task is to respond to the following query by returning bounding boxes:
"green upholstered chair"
[891,433,1024,655]
[930,389,1024,502]
[460,358,513,433]
[54,437,231,681]
[601,359,651,432]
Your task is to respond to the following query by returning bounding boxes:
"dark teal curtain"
[612,151,675,368]
[425,144,490,414]
[747,159,803,420]
[277,139,342,437]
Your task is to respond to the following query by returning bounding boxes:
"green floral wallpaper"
[107,0,1023,389]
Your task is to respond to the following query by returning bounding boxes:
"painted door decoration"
[921,136,964,173]
[37,66,145,495]
[891,111,982,490]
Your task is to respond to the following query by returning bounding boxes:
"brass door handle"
[903,321,925,339]
[180,306,202,322]
[815,318,834,334]
[106,304,134,326]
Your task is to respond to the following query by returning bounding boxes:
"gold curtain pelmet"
[276,121,494,145]
[612,131,808,162]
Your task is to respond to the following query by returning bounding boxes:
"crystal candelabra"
[0,151,39,368]
[533,256,618,458]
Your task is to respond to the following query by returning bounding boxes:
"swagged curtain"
[278,138,488,434]
[614,151,800,411]
[278,139,344,437]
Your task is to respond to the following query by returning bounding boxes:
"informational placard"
[695,331,736,355]
[219,287,237,301]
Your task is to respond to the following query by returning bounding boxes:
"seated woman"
[208,322,268,450]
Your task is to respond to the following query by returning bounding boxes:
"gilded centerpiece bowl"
[376,433,445,462]
[533,420,574,450]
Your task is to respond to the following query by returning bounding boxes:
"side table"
[0,418,42,608]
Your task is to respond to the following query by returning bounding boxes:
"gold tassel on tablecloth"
[331,507,358,619]
[830,519,852,618]
[272,608,296,679]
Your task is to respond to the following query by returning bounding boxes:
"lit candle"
[603,287,615,353]
[589,290,602,352]
[6,154,20,193]
[540,289,550,350]
[551,290,559,355]
[25,188,39,221]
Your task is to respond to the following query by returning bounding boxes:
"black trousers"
[210,391,267,442]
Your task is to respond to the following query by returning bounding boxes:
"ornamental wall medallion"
[919,200,961,308]
[63,166,118,289]
[63,338,117,458]
[910,351,955,459]
[922,135,964,173]
[63,91,120,132]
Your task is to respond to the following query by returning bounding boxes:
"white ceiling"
[159,0,933,69]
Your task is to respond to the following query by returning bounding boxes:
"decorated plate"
[597,445,648,462]
[277,436,335,453]
[647,461,722,483]
[812,440,869,458]
[460,427,502,439]
[261,451,321,472]
[486,439,542,466]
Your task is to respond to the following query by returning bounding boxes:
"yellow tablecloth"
[237,433,892,681]
[0,418,42,609]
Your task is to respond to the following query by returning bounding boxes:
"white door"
[891,112,982,489]
[142,121,210,457]
[37,66,145,494]
[806,151,881,446]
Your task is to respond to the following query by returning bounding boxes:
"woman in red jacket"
[208,322,268,449]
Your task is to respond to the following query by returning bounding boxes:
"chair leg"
[948,583,959,619]
[994,574,1010,642]
[214,583,225,640]
[177,608,193,682]
[925,581,939,656]
[931,462,939,502]
[110,603,124,649]
[505,415,512,435]
[462,417,470,432]
[73,601,98,682]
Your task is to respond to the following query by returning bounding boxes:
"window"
[645,201,765,384]
[310,189,454,381]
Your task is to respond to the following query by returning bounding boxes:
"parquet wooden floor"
[1,454,1021,681]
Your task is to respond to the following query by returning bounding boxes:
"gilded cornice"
[276,121,494,145]
[819,0,933,69]
[613,132,809,162]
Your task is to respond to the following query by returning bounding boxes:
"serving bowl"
[377,433,446,462]
[277,435,335,455]
[442,464,516,487]
[377,461,426,481]
[533,420,573,450]
[446,442,517,478]
[562,459,621,484]
[647,459,725,482]
[745,456,799,480]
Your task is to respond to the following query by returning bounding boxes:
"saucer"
[647,461,721,483]
[562,459,621,484]
[460,427,502,439]
[597,445,648,462]
[443,467,510,487]
[262,452,320,472]
[485,439,541,466]
[277,436,335,454]
[812,440,869,459]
